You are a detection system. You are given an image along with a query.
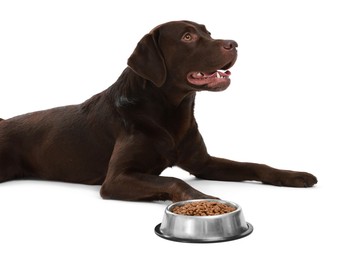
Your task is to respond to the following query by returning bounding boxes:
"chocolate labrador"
[0,21,317,202]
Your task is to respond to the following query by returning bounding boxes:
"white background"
[0,0,341,259]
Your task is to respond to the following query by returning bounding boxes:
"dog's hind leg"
[0,130,25,183]
[0,151,22,183]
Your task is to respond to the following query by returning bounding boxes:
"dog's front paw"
[262,170,318,188]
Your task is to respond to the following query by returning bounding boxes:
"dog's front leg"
[177,129,317,187]
[190,156,317,187]
[99,137,215,202]
[100,172,214,202]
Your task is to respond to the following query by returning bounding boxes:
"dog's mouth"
[186,63,234,91]
[188,69,230,83]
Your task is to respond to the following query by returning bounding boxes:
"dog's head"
[128,20,237,92]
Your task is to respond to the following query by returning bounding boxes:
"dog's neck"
[106,68,197,142]
[160,82,197,108]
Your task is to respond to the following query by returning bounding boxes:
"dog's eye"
[182,33,193,41]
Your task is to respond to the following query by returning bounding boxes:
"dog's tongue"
[192,70,231,79]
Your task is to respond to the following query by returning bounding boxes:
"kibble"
[171,201,236,216]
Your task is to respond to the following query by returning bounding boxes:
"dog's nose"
[223,40,238,50]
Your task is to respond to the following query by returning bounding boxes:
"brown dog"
[0,21,317,202]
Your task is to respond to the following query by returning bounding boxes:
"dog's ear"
[127,30,167,87]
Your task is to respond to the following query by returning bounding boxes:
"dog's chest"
[163,101,195,145]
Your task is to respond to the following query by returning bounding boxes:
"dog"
[0,21,317,202]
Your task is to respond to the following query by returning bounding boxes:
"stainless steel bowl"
[155,199,253,243]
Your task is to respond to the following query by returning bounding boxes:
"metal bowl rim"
[165,199,242,219]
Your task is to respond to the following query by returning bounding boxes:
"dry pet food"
[171,201,236,216]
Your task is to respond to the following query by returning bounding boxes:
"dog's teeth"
[216,72,220,78]
[197,72,204,77]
